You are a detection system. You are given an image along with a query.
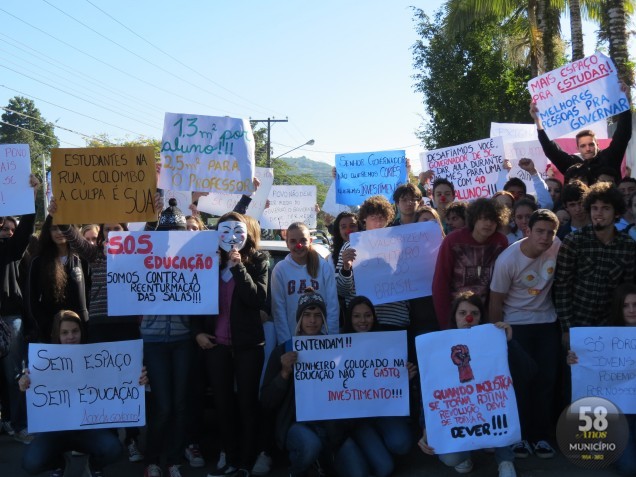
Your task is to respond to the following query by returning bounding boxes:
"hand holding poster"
[294,331,409,421]
[570,327,636,413]
[528,51,630,138]
[335,150,406,206]
[51,146,157,224]
[159,113,254,194]
[260,185,317,229]
[197,167,274,219]
[420,137,504,201]
[26,340,145,432]
[321,181,352,217]
[416,325,520,454]
[349,222,443,305]
[106,231,219,315]
[0,144,34,216]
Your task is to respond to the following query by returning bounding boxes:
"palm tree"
[602,0,634,86]
[568,0,585,60]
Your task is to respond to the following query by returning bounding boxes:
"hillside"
[281,156,333,186]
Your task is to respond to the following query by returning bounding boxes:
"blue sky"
[0,1,617,174]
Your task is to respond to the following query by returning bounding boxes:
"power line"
[0,119,81,147]
[1,106,102,142]
[84,0,284,117]
[0,84,155,137]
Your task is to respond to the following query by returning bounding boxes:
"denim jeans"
[1,315,27,430]
[439,445,513,467]
[511,321,560,442]
[616,414,636,475]
[22,429,122,474]
[286,423,326,475]
[143,339,193,465]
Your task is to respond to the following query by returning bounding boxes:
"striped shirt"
[554,225,636,330]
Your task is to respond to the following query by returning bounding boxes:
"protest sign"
[528,51,630,138]
[349,222,443,305]
[162,189,192,210]
[159,113,254,194]
[490,121,608,143]
[571,327,636,413]
[322,181,352,217]
[335,150,407,206]
[260,185,316,229]
[294,331,409,421]
[26,340,145,432]
[421,137,505,201]
[51,146,157,224]
[106,231,219,315]
[0,144,34,216]
[417,325,520,454]
[197,167,274,219]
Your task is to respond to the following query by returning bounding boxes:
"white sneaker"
[454,458,473,474]
[185,444,205,468]
[127,439,144,462]
[251,451,272,476]
[216,451,227,469]
[498,461,517,477]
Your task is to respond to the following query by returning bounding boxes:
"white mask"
[218,220,248,252]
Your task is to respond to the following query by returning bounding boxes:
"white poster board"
[197,167,274,219]
[0,144,34,216]
[260,185,316,229]
[571,327,636,413]
[322,181,352,217]
[335,150,407,206]
[162,189,192,210]
[106,231,219,315]
[421,137,505,201]
[26,340,145,432]
[159,113,255,194]
[294,331,409,421]
[349,222,443,305]
[528,51,630,138]
[417,325,521,454]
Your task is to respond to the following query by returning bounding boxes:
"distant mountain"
[282,156,332,186]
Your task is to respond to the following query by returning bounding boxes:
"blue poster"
[335,150,407,206]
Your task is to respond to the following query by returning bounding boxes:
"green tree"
[85,133,161,162]
[599,0,635,86]
[412,9,531,149]
[0,96,59,172]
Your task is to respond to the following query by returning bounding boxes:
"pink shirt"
[214,277,235,345]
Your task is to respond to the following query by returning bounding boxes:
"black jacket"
[0,213,35,316]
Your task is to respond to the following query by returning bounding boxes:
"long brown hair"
[287,222,319,278]
[37,215,71,304]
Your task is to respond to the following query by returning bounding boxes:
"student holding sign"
[567,283,636,475]
[529,81,632,185]
[19,310,147,477]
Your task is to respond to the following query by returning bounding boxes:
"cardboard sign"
[571,327,636,413]
[528,51,630,138]
[106,231,219,315]
[51,146,157,224]
[159,113,255,194]
[349,222,443,305]
[197,167,274,219]
[0,144,34,216]
[421,137,505,201]
[294,331,409,421]
[260,185,316,229]
[335,150,407,206]
[417,325,521,454]
[26,340,145,432]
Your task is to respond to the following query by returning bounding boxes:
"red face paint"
[295,243,303,250]
[440,196,446,203]
[465,315,474,323]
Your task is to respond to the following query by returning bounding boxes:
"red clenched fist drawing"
[451,344,474,383]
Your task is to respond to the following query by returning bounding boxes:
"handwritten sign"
[260,185,316,229]
[571,327,636,413]
[349,222,443,305]
[421,137,505,201]
[490,121,608,142]
[197,167,274,219]
[0,144,34,216]
[417,325,520,454]
[162,189,192,210]
[294,331,409,421]
[322,181,352,217]
[106,231,219,315]
[26,340,145,433]
[335,150,407,206]
[51,146,157,224]
[159,113,254,194]
[528,51,630,138]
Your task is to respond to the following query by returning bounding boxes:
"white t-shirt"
[490,237,561,325]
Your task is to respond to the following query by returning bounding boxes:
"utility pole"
[251,117,288,167]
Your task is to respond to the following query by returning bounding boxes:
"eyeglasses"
[399,197,418,203]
